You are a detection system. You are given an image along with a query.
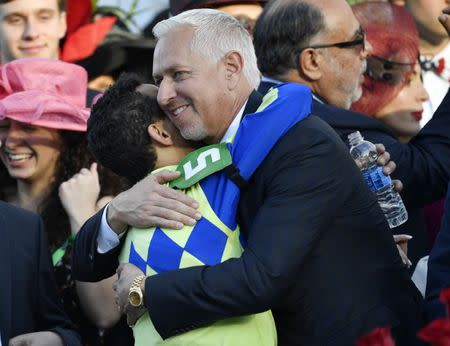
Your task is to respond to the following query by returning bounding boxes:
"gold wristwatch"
[128,275,146,308]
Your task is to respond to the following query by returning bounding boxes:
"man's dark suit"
[0,201,81,346]
[424,182,450,321]
[260,81,450,265]
[72,91,423,345]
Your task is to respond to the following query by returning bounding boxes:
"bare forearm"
[68,213,92,236]
[9,331,64,346]
[76,275,121,329]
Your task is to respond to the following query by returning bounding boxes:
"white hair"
[153,8,261,90]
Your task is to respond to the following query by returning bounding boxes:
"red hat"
[0,58,90,132]
[353,1,419,65]
[350,2,419,116]
[170,0,267,16]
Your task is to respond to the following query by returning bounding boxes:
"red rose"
[439,288,450,306]
[439,288,450,319]
[418,318,450,346]
[356,327,395,346]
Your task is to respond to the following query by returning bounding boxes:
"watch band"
[128,275,146,307]
[132,275,146,290]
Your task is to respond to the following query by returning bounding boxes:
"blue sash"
[199,82,312,233]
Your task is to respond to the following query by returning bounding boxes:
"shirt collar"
[220,101,248,143]
[312,93,326,104]
[261,76,283,85]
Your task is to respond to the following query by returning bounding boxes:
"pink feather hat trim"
[0,58,90,132]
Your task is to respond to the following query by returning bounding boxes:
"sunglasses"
[298,27,366,53]
[366,55,416,85]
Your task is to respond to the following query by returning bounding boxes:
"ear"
[298,48,323,81]
[147,121,174,146]
[223,51,244,90]
[58,11,68,39]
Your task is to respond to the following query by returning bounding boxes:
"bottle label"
[361,166,391,192]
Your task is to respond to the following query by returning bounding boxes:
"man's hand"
[126,302,147,327]
[113,263,146,326]
[439,6,450,36]
[375,144,403,192]
[107,170,201,234]
[394,234,412,268]
[9,331,64,346]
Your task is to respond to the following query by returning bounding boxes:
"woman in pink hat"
[0,58,128,345]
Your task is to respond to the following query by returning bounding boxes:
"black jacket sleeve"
[35,216,82,346]
[424,182,450,321]
[143,118,362,338]
[71,206,124,282]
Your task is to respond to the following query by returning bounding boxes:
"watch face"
[129,290,142,307]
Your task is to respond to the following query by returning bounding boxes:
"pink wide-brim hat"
[0,58,90,132]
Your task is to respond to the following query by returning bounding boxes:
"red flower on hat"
[60,0,116,62]
[61,16,116,62]
[418,318,450,346]
[440,288,450,305]
[66,0,93,36]
[356,327,395,346]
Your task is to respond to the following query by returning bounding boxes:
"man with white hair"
[73,8,423,346]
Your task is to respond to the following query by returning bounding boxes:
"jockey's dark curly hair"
[88,72,166,185]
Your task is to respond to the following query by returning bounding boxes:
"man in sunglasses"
[257,0,368,109]
[255,0,450,269]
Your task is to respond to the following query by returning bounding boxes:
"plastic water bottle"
[348,131,408,228]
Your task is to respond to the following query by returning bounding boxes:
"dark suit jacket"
[424,182,450,321]
[0,202,81,346]
[72,91,423,345]
[260,80,450,265]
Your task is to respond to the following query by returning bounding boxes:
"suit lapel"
[257,81,276,96]
[0,204,12,344]
[242,90,264,118]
